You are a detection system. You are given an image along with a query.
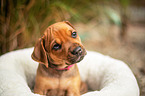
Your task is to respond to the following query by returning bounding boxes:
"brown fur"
[32,21,87,96]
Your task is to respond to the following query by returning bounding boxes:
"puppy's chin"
[76,55,85,63]
[68,55,85,64]
[67,51,86,64]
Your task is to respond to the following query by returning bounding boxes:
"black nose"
[71,46,82,55]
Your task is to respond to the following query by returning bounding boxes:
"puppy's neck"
[38,64,78,78]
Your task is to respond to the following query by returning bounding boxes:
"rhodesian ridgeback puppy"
[31,21,87,96]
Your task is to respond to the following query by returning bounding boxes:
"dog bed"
[0,48,139,96]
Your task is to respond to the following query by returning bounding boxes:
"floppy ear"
[31,28,52,68]
[64,21,75,29]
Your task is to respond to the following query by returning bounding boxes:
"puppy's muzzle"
[71,46,82,56]
[67,46,86,64]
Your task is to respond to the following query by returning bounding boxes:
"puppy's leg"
[80,81,88,94]
[66,88,80,96]
[34,88,46,95]
[46,89,58,96]
[34,82,47,95]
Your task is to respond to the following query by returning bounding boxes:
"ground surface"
[76,22,145,96]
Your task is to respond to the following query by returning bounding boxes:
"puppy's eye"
[53,43,61,50]
[72,32,77,38]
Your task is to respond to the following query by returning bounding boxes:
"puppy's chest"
[45,76,73,89]
[43,74,79,96]
[45,70,79,88]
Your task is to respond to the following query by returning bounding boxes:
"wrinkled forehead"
[49,22,76,43]
[51,22,74,32]
[51,22,76,37]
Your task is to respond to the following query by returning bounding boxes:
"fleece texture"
[0,48,139,96]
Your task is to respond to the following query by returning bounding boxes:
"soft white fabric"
[0,48,139,96]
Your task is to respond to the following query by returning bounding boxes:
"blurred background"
[0,0,145,95]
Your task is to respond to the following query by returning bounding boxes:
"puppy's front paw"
[66,90,80,96]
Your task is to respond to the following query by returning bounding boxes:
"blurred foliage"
[0,0,131,55]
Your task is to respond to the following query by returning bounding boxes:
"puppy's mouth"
[49,50,86,67]
[67,48,86,64]
[68,55,85,64]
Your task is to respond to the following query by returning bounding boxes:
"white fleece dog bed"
[0,48,139,96]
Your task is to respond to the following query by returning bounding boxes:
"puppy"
[32,21,87,96]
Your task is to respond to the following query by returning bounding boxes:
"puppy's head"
[32,21,86,69]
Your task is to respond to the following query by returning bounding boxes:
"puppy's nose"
[71,46,82,55]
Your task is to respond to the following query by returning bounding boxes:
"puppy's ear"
[31,28,52,68]
[64,21,75,29]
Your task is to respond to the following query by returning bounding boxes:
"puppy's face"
[32,21,86,69]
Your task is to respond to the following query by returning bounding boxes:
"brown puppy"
[32,21,87,96]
